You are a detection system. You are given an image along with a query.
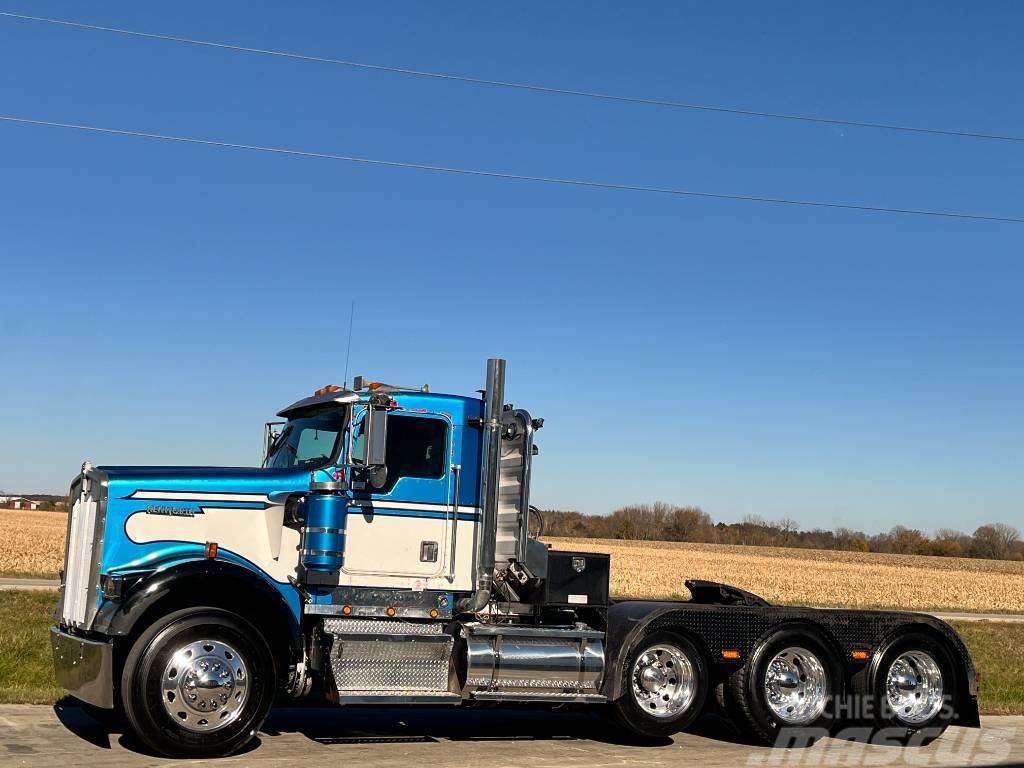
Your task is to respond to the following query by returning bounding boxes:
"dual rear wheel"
[859,631,957,744]
[726,629,840,744]
[608,631,708,737]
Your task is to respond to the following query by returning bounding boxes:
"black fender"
[91,559,301,666]
[600,579,772,700]
[602,598,980,729]
[602,600,695,700]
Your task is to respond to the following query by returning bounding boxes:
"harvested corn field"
[0,510,65,578]
[543,537,1024,613]
[3,511,1022,613]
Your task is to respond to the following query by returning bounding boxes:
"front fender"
[91,558,302,660]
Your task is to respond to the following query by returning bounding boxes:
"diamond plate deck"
[330,635,454,693]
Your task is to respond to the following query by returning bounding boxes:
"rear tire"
[608,631,708,739]
[120,608,275,758]
[726,628,841,746]
[857,632,956,745]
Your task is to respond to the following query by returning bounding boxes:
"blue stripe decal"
[348,507,480,522]
[197,501,269,509]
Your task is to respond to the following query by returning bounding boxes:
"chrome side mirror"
[363,404,388,468]
[350,400,389,488]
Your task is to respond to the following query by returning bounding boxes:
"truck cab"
[51,359,980,758]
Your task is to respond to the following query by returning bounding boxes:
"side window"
[377,414,447,492]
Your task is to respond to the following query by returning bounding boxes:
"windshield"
[264,408,345,470]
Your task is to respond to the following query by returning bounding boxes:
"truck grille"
[60,470,107,630]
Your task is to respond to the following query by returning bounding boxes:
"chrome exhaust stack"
[457,358,505,613]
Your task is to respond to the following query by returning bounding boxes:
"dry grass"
[0,509,66,578]
[545,537,1024,613]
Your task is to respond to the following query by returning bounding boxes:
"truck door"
[342,410,455,582]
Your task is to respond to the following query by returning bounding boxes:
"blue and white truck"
[52,359,980,757]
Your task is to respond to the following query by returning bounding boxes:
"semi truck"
[52,359,980,757]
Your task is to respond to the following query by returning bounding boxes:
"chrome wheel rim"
[763,646,828,725]
[886,651,944,725]
[160,639,249,732]
[630,643,696,718]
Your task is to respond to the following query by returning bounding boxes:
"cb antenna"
[342,299,355,389]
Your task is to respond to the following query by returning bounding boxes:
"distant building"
[3,496,41,510]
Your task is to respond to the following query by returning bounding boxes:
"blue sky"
[1,2,1021,535]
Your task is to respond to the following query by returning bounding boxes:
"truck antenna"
[342,299,355,389]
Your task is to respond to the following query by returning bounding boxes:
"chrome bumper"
[50,626,113,709]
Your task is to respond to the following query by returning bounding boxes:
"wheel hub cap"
[886,651,943,725]
[763,646,828,726]
[630,643,696,718]
[161,639,249,732]
[640,665,667,693]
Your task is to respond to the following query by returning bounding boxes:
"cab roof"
[277,386,481,418]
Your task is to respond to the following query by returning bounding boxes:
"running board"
[470,691,607,704]
[333,691,462,705]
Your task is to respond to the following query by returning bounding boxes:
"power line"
[2,10,1022,145]
[1,114,1021,224]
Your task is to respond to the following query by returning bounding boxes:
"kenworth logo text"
[144,505,203,517]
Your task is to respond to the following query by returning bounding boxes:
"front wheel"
[120,608,276,758]
[608,631,708,738]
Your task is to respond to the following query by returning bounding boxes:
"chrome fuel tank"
[463,624,605,699]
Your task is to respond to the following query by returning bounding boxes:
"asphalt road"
[0,578,59,592]
[0,704,1021,768]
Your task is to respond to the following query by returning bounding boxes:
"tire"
[608,631,708,739]
[726,627,841,746]
[857,631,957,746]
[120,607,276,758]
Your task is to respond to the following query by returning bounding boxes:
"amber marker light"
[429,609,439,619]
[341,605,352,616]
[722,649,741,660]
[386,607,397,617]
[204,542,218,559]
[851,650,870,661]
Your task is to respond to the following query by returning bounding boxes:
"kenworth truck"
[52,359,979,757]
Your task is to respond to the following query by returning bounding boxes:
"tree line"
[540,502,1024,561]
